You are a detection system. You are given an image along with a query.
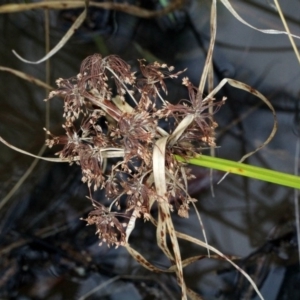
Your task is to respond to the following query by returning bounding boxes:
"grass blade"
[175,154,300,189]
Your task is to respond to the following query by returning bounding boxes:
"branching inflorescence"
[45,53,225,248]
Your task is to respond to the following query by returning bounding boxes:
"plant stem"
[175,154,300,189]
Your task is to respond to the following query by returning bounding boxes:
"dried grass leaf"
[126,243,203,300]
[100,149,125,158]
[274,0,300,64]
[168,114,194,146]
[0,137,66,162]
[198,0,216,95]
[190,201,210,256]
[12,0,89,64]
[0,66,53,90]
[226,79,277,162]
[125,244,166,273]
[167,254,238,272]
[162,204,187,298]
[153,137,168,197]
[186,288,204,300]
[175,230,264,300]
[203,78,277,163]
[147,214,263,299]
[125,209,138,243]
[153,136,187,299]
[112,96,134,114]
[220,0,300,39]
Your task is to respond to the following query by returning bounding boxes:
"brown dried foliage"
[45,53,223,248]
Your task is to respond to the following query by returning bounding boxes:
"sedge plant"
[1,1,300,299]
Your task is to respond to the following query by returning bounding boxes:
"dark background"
[0,1,300,299]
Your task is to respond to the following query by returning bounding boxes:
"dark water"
[0,1,300,299]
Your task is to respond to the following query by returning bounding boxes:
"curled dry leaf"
[12,0,89,64]
[220,0,300,39]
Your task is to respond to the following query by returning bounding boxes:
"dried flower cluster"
[45,53,225,247]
